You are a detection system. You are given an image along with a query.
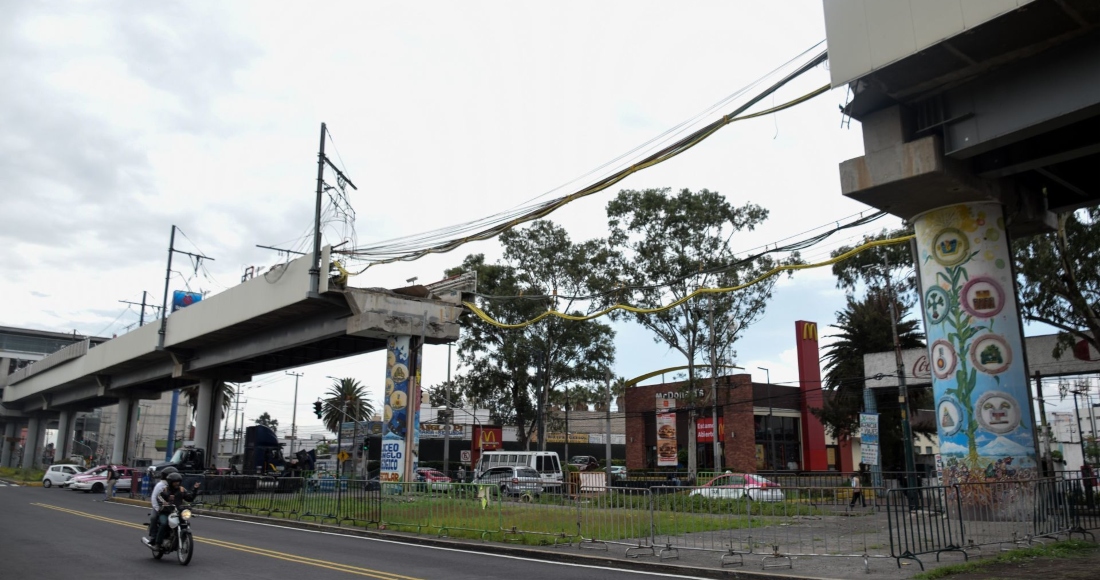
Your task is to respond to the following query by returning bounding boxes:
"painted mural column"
[381,336,422,483]
[914,203,1037,484]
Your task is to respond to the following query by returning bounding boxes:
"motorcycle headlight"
[181,509,192,520]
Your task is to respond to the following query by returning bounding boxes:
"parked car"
[474,466,543,497]
[607,465,627,481]
[42,464,85,488]
[414,468,452,490]
[689,472,784,502]
[68,465,136,494]
[569,455,600,471]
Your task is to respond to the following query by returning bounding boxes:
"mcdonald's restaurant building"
[623,321,851,473]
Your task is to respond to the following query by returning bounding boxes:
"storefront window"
[754,415,802,470]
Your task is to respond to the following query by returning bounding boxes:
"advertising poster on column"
[859,413,879,466]
[381,337,411,482]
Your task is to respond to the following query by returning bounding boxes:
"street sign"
[337,450,350,462]
[460,450,471,463]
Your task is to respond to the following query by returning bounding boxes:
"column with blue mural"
[914,203,1038,485]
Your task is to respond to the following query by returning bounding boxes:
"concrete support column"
[381,336,421,482]
[192,379,215,458]
[913,203,1038,484]
[1,422,15,467]
[22,416,41,469]
[57,410,73,461]
[113,397,136,465]
[209,381,224,461]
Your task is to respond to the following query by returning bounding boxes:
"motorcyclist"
[143,467,178,545]
[151,472,200,548]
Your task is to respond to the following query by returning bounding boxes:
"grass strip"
[913,539,1098,580]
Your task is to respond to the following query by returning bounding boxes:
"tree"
[254,412,278,432]
[815,286,925,439]
[829,226,917,295]
[1014,207,1100,357]
[323,378,375,436]
[448,220,616,448]
[604,187,785,474]
[182,381,235,421]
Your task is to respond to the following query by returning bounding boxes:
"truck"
[149,425,288,477]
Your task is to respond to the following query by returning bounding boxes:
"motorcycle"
[145,503,195,565]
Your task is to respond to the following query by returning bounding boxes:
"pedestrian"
[457,465,466,483]
[849,473,865,508]
[104,464,118,501]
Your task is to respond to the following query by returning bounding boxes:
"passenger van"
[474,451,563,491]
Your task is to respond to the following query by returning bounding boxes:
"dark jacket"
[157,484,196,512]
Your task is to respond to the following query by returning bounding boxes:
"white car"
[68,465,135,493]
[689,473,785,502]
[41,464,85,488]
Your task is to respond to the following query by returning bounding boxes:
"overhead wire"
[337,46,831,271]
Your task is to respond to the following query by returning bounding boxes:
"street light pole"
[286,371,303,455]
[710,300,721,472]
[444,343,452,478]
[758,367,775,470]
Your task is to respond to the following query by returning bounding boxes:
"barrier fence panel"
[886,485,966,570]
[952,480,1062,552]
[493,483,580,545]
[377,482,502,540]
[572,485,652,555]
[649,485,756,566]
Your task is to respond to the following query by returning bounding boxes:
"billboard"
[656,395,677,467]
[171,290,202,312]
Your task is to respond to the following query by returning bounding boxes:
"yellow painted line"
[31,503,421,580]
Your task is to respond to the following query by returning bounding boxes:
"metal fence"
[171,474,1097,574]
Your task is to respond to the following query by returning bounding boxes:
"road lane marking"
[31,503,421,580]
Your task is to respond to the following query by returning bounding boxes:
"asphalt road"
[0,485,712,580]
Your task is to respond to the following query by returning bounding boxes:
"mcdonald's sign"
[472,426,502,451]
[800,322,818,341]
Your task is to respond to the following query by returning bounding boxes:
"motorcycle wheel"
[177,531,193,566]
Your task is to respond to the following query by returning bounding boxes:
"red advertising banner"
[695,417,725,443]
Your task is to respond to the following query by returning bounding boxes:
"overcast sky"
[6,1,1086,442]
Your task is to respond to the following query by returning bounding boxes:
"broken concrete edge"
[108,496,834,580]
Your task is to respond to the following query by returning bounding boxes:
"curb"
[108,497,828,580]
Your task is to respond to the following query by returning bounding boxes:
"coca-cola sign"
[912,355,932,379]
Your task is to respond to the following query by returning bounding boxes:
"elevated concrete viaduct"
[1,246,472,471]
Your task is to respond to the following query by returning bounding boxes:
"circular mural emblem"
[961,276,1006,319]
[976,391,1021,435]
[924,286,952,325]
[969,334,1012,375]
[932,227,970,267]
[937,396,964,437]
[930,339,958,380]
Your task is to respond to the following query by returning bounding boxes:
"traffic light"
[361,440,369,453]
[313,400,323,419]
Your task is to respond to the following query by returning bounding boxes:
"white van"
[474,451,563,490]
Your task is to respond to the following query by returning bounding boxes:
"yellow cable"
[462,234,914,329]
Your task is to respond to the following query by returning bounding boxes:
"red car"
[414,468,452,490]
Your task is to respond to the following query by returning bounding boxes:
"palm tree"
[816,286,924,438]
[323,378,376,435]
[182,381,236,421]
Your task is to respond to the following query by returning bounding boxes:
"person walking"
[849,473,865,508]
[104,464,118,501]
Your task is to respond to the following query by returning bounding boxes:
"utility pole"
[1071,387,1088,465]
[882,253,919,491]
[286,372,303,455]
[118,291,150,326]
[710,299,721,472]
[308,122,357,297]
[158,225,215,350]
[564,383,571,466]
[443,343,452,477]
[1034,372,1053,476]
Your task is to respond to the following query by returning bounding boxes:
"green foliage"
[447,221,616,446]
[182,381,236,420]
[1014,207,1100,358]
[323,378,375,435]
[829,226,917,296]
[254,412,279,431]
[0,467,45,483]
[816,286,925,440]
